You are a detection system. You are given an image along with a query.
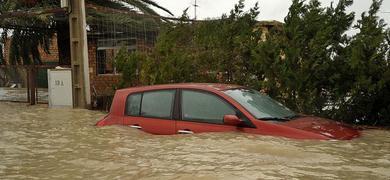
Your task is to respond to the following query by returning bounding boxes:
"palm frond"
[138,0,174,16]
[86,0,131,11]
[122,0,159,16]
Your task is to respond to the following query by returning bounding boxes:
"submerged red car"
[96,83,360,140]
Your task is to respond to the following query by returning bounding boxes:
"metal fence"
[0,66,28,102]
[0,1,184,107]
[0,66,57,104]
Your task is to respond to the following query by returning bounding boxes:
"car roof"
[117,83,244,93]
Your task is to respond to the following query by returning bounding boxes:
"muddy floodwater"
[1,102,390,180]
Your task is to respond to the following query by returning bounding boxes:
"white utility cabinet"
[61,0,69,8]
[48,68,73,108]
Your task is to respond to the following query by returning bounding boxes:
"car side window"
[181,90,236,124]
[141,90,176,119]
[126,93,142,116]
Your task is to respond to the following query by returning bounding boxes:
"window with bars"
[96,38,137,75]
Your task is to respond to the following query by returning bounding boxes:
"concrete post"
[68,0,91,108]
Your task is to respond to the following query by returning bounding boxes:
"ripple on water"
[0,102,390,180]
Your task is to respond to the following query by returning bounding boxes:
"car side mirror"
[223,115,243,126]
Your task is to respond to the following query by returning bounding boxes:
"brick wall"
[3,40,9,64]
[40,37,59,63]
[87,37,155,97]
[88,39,121,97]
[3,35,59,64]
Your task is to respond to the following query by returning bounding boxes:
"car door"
[123,89,176,135]
[176,89,239,134]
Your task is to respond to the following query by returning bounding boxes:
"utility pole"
[194,0,198,20]
[68,0,91,109]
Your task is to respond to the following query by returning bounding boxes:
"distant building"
[257,20,283,41]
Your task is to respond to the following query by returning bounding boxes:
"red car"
[96,83,360,140]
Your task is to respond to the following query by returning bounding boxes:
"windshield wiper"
[260,117,290,122]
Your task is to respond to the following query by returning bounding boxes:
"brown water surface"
[1,102,389,179]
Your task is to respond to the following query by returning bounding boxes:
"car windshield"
[224,88,297,121]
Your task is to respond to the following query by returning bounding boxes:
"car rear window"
[141,90,175,119]
[126,93,142,116]
[125,90,176,119]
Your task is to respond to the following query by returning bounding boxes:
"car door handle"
[130,125,142,129]
[178,130,194,134]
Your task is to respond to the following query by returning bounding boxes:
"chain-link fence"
[86,4,163,111]
[0,1,183,108]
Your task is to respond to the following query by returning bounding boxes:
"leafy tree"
[251,0,389,125]
[252,0,355,116]
[197,0,260,84]
[114,47,144,87]
[155,0,260,84]
[116,0,262,86]
[340,0,390,125]
[151,10,199,84]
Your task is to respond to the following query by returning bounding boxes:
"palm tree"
[0,0,173,65]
